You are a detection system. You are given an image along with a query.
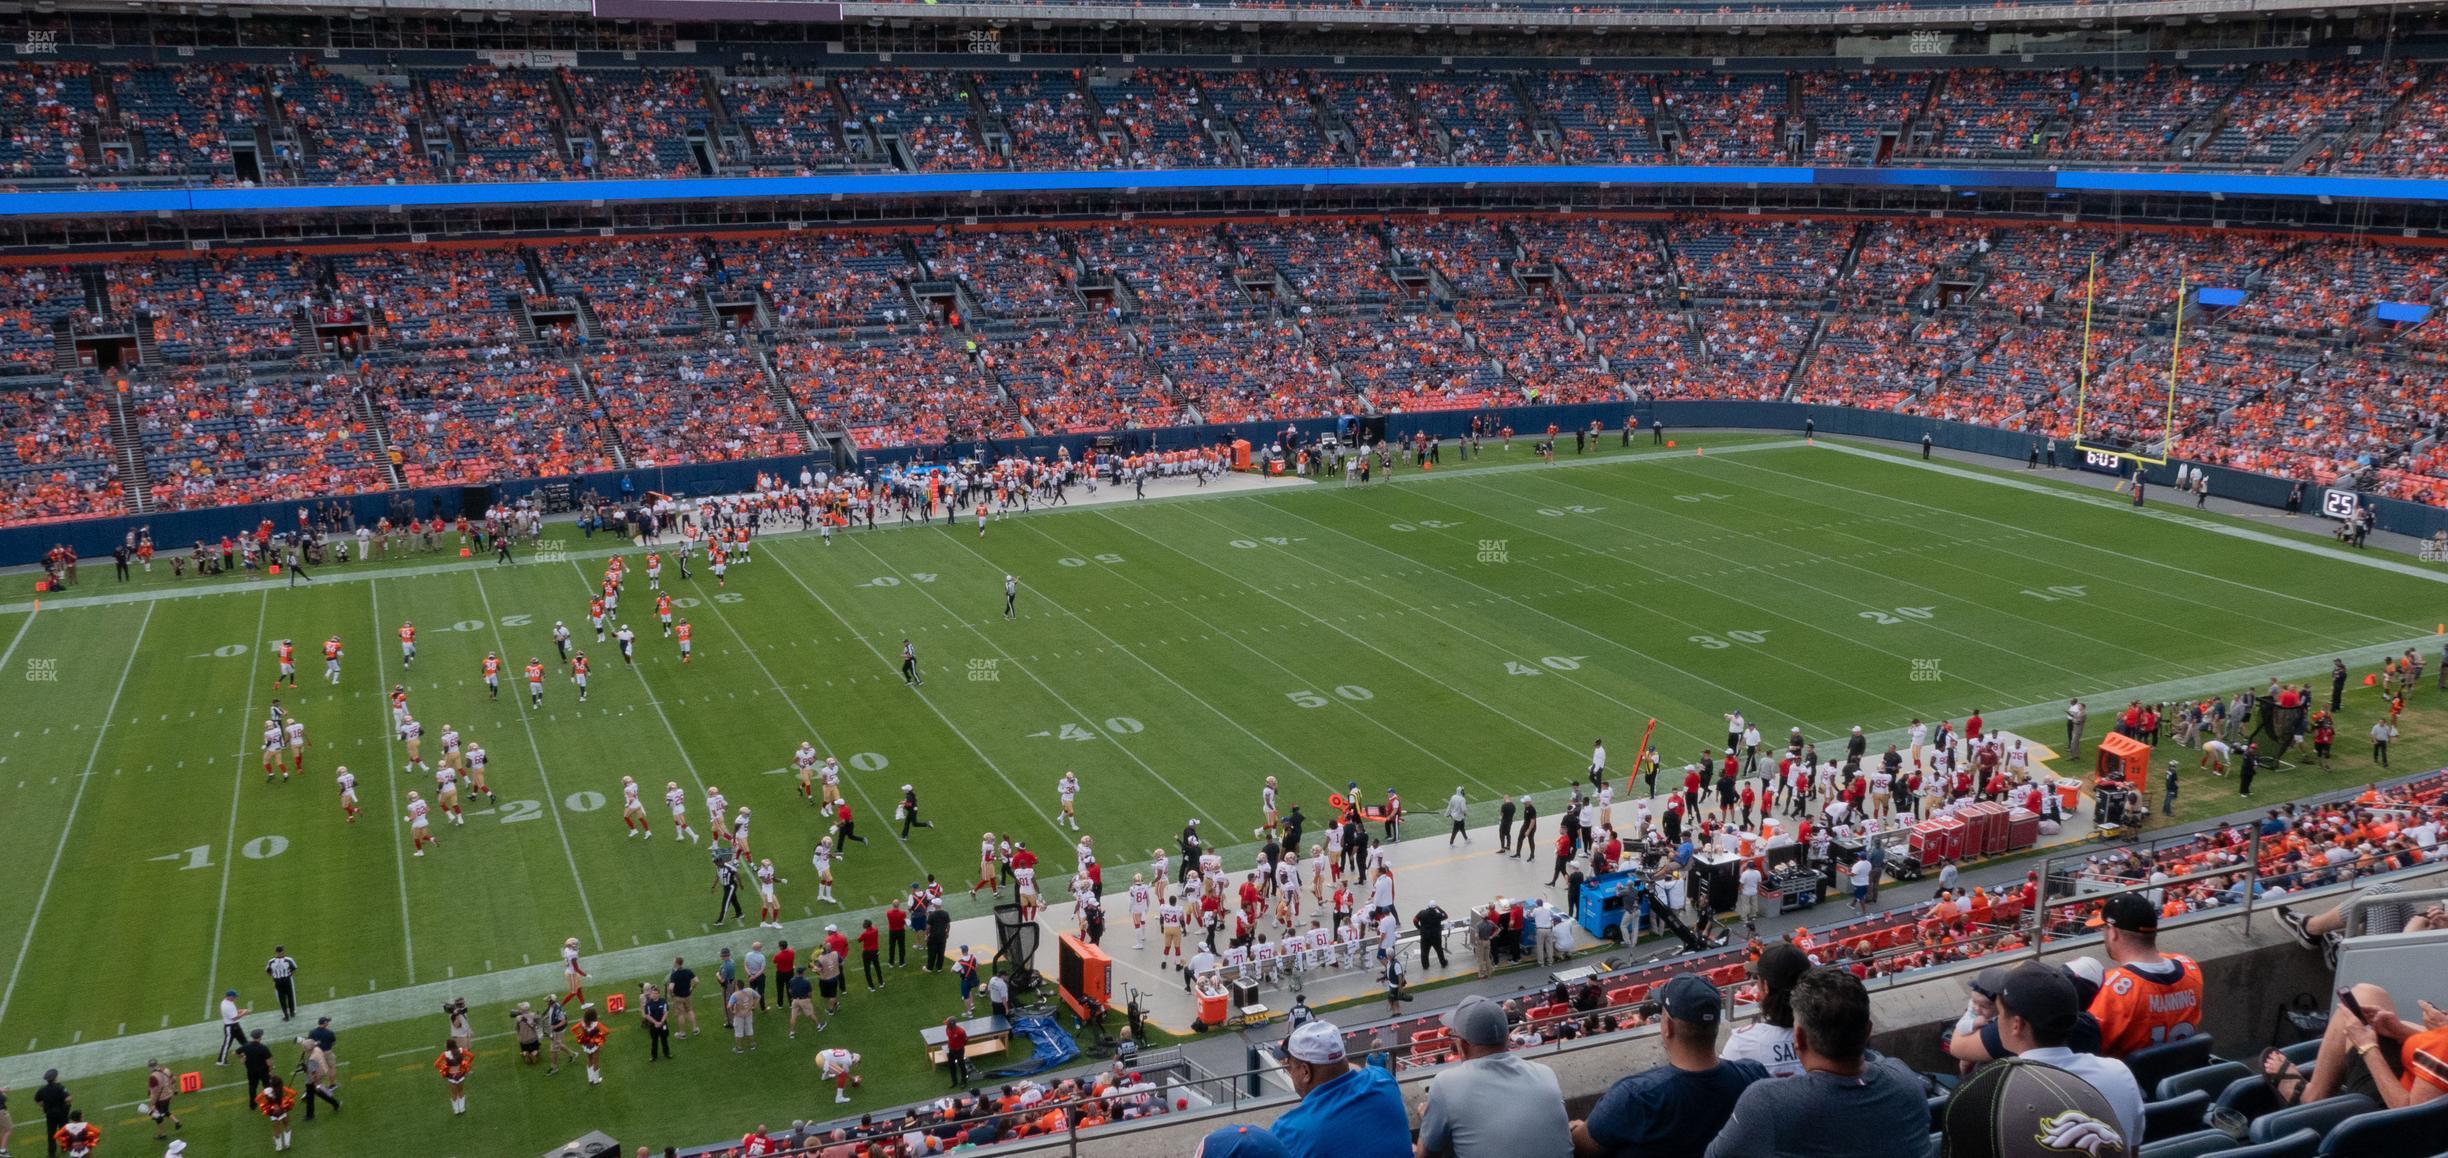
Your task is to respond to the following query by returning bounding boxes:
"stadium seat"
[2159,1062,2252,1102]
[2247,1094,2378,1145]
[2212,1074,2287,1124]
[2221,1131,2322,1158]
[2126,1035,2218,1096]
[2146,1091,2214,1141]
[2317,1097,2448,1157]
[2143,1131,2246,1158]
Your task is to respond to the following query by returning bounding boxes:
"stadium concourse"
[8,212,2448,531]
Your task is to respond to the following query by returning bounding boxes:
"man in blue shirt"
[1269,1020,1411,1158]
[1573,974,1766,1158]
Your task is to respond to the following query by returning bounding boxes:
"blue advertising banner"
[6,164,2447,218]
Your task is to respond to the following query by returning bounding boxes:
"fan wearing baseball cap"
[1705,969,1933,1158]
[1199,1123,1293,1158]
[2087,893,2202,1059]
[1573,974,1765,1158]
[1978,964,2144,1143]
[1269,1020,1411,1158]
[1419,996,1572,1158]
[1940,1058,2132,1158]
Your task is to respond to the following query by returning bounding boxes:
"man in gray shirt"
[1415,995,1572,1158]
[1705,969,1934,1158]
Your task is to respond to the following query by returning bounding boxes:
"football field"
[1,433,2442,1154]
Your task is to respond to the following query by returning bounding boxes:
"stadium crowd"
[9,210,2448,525]
[15,59,2448,186]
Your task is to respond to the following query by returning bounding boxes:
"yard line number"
[1505,656,1590,675]
[1858,607,1938,625]
[153,836,288,869]
[1286,686,1375,707]
[1689,631,1771,650]
[1031,718,1146,741]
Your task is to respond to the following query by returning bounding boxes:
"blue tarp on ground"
[987,1013,1078,1078]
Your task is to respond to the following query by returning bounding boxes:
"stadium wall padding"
[8,403,2437,567]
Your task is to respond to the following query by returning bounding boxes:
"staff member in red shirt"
[942,1016,972,1086]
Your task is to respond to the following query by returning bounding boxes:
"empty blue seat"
[2222,1130,2320,1158]
[2248,1094,2377,1145]
[2147,1090,2215,1141]
[2160,1061,2252,1102]
[2315,1095,2448,1157]
[2142,1130,2243,1158]
[2126,1035,2218,1096]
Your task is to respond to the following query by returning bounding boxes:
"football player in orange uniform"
[398,620,417,668]
[657,593,674,637]
[274,638,298,688]
[571,652,591,702]
[525,658,547,708]
[322,635,344,685]
[675,619,693,664]
[481,652,503,701]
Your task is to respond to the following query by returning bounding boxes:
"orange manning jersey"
[2088,953,2204,1058]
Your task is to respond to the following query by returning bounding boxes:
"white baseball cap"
[1282,1019,1345,1064]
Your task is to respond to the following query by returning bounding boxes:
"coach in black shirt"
[33,1069,69,1157]
[239,1029,276,1102]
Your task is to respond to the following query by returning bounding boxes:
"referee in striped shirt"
[265,947,299,1021]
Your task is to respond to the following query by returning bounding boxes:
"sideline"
[0,439,1806,616]
[1812,440,2448,586]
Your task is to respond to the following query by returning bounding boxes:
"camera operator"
[444,998,472,1053]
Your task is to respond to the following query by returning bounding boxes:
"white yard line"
[0,601,154,1032]
[1016,516,1527,798]
[1538,461,2221,666]
[1394,480,2040,708]
[0,605,39,677]
[199,590,272,1018]
[674,558,928,877]
[1095,507,1642,757]
[470,569,605,950]
[1773,444,2430,629]
[560,560,713,807]
[759,541,1073,842]
[1195,497,1829,741]
[905,530,1353,806]
[366,582,419,982]
[839,533,1232,830]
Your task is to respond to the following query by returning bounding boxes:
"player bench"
[920,1014,1012,1066]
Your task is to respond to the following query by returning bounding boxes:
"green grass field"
[2,433,2444,1157]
